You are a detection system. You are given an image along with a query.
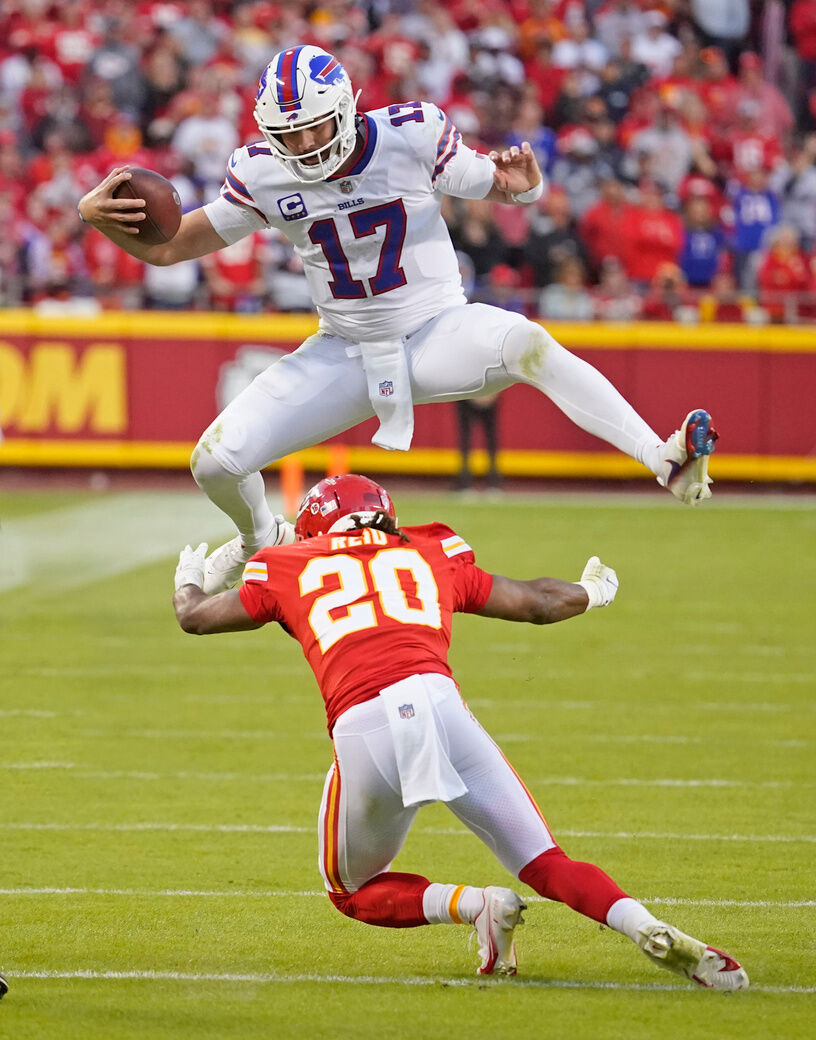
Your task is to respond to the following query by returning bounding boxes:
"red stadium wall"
[1,310,814,482]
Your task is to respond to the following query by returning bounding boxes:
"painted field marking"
[0,492,246,595]
[1,762,805,789]
[7,968,815,994]
[1,822,814,843]
[0,888,812,909]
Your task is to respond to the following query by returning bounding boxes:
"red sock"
[328,871,431,928]
[519,846,628,924]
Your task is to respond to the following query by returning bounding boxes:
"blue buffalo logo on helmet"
[309,53,345,86]
[255,65,269,102]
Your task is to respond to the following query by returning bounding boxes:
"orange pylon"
[281,455,305,518]
[327,443,350,477]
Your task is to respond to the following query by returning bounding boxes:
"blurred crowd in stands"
[1,0,816,323]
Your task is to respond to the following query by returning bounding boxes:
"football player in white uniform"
[79,45,718,593]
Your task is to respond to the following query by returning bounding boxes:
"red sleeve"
[419,522,494,613]
[453,561,494,613]
[236,549,286,624]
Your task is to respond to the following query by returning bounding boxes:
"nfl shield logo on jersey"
[379,380,394,397]
[398,703,415,720]
[338,179,354,194]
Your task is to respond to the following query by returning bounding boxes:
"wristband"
[76,205,88,224]
[511,180,544,204]
[577,578,602,611]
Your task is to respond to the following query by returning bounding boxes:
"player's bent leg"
[191,334,373,591]
[501,320,666,473]
[519,847,627,923]
[328,872,430,928]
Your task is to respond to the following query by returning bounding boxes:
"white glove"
[272,514,296,546]
[175,542,208,591]
[577,556,619,610]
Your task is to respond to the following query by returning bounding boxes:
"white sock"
[503,323,665,474]
[422,884,485,925]
[606,897,661,944]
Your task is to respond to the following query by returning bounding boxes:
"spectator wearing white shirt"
[630,11,682,79]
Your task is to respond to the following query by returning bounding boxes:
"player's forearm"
[173,586,262,634]
[518,577,589,623]
[479,575,589,624]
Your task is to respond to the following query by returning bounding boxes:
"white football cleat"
[637,922,749,991]
[473,886,526,976]
[202,515,295,594]
[657,409,719,506]
[0,971,8,999]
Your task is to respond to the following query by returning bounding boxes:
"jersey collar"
[328,114,378,181]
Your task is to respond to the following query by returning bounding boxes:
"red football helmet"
[294,474,396,540]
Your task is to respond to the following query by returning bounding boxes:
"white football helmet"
[254,45,360,183]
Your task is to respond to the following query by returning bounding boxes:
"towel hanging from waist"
[380,674,468,808]
[357,338,414,452]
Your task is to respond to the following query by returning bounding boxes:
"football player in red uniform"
[172,474,747,990]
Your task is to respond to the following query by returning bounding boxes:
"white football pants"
[191,304,663,547]
[317,675,556,895]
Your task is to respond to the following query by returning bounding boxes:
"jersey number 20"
[299,547,441,653]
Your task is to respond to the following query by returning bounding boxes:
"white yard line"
[1,822,814,842]
[0,888,812,909]
[5,968,814,994]
[1,761,805,788]
[0,492,246,594]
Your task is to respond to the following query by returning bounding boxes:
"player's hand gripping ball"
[112,168,182,244]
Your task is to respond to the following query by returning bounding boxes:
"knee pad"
[189,441,230,488]
[502,321,564,386]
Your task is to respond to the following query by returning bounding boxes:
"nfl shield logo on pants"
[379,380,394,397]
[398,703,414,720]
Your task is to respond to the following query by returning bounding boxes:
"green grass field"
[1,485,814,1039]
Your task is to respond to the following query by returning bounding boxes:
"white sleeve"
[431,108,495,200]
[202,147,270,244]
[202,195,266,245]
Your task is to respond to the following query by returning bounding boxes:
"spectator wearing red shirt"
[41,4,100,86]
[83,227,145,309]
[523,38,566,120]
[791,0,816,126]
[579,174,633,275]
[715,100,783,181]
[722,53,794,145]
[695,47,737,133]
[622,181,684,285]
[641,262,694,321]
[757,224,813,321]
[201,231,268,312]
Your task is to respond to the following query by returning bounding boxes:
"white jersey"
[203,103,495,342]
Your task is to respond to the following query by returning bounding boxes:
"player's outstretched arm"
[478,557,618,624]
[78,167,227,266]
[173,543,263,634]
[484,141,545,205]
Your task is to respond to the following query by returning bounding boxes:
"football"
[113,167,182,245]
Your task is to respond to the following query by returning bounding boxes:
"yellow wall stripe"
[2,439,816,482]
[2,309,816,351]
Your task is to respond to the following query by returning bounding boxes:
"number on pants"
[308,200,408,300]
[299,548,442,653]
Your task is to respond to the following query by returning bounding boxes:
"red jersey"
[238,523,493,733]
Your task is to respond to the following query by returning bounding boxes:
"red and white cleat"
[473,886,526,976]
[638,922,749,991]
